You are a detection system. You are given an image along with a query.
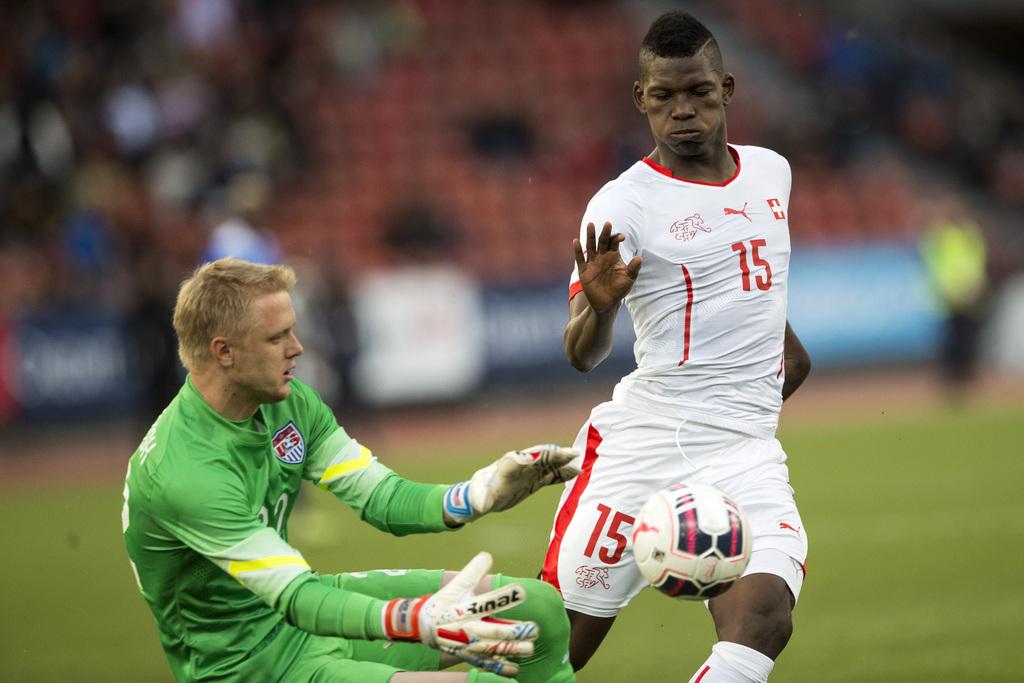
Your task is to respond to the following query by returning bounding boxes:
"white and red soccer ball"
[632,482,751,600]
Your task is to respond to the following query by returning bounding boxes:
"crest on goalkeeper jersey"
[272,421,305,464]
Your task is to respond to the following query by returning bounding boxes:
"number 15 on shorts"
[584,503,636,564]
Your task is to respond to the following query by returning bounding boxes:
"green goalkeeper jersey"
[121,377,450,682]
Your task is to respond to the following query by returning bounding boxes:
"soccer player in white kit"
[540,11,812,683]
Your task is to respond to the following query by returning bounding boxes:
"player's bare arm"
[564,221,643,372]
[781,321,811,400]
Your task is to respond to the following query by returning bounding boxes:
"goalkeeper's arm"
[441,444,580,526]
[352,444,579,534]
[277,571,389,640]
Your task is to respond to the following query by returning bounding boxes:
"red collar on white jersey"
[642,145,741,187]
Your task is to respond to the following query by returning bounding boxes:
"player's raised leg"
[710,573,794,660]
[688,549,804,683]
[685,432,808,683]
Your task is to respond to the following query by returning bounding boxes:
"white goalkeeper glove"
[443,444,580,525]
[382,552,536,677]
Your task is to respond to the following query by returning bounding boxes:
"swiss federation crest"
[575,565,611,590]
[669,213,711,241]
[272,421,305,464]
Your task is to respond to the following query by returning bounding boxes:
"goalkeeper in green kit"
[122,257,579,683]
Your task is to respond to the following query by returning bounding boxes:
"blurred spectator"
[203,171,282,264]
[382,200,461,262]
[287,256,363,416]
[126,248,183,430]
[103,82,160,157]
[469,112,536,161]
[326,0,424,85]
[919,199,991,401]
[321,264,362,416]
[175,0,239,54]
[0,315,17,425]
[992,141,1024,206]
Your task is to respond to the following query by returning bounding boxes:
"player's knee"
[527,576,564,610]
[521,578,570,644]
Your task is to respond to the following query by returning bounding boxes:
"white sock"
[686,641,775,683]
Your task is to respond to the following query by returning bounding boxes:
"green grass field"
[3,403,1023,682]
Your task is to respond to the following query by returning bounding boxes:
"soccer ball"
[632,482,751,600]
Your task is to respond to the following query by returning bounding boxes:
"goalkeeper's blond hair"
[173,257,296,371]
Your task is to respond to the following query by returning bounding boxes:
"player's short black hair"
[639,11,723,81]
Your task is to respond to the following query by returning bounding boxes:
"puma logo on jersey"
[723,202,751,222]
[669,214,711,241]
[779,522,802,535]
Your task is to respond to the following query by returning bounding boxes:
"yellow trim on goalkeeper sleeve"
[228,555,311,577]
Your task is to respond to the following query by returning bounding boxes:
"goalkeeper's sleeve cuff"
[443,481,475,524]
[382,596,427,641]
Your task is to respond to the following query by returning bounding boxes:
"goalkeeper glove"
[443,444,580,525]
[382,552,536,677]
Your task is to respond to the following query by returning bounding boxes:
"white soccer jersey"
[569,145,792,437]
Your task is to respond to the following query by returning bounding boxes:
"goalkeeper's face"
[227,290,304,405]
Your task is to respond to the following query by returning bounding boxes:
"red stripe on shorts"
[541,424,602,592]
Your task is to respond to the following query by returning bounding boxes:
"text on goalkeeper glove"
[382,552,537,675]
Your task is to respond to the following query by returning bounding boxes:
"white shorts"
[541,400,808,618]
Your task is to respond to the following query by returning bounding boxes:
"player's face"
[634,53,734,161]
[228,290,304,405]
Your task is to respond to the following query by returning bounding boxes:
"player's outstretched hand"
[574,221,643,314]
[443,445,580,524]
[383,552,536,677]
